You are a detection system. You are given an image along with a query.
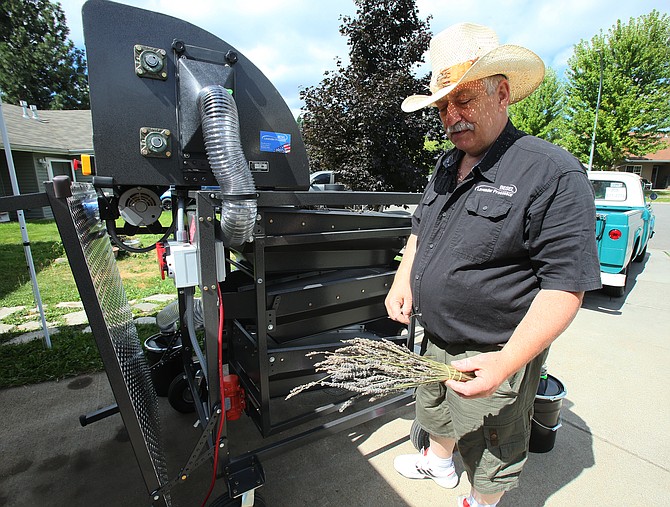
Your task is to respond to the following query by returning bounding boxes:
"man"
[385,23,601,507]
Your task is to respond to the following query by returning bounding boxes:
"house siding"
[0,152,11,198]
[0,150,94,221]
[0,150,48,220]
[34,154,53,219]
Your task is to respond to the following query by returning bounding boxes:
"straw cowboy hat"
[402,23,545,112]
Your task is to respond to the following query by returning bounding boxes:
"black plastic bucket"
[529,374,566,453]
[144,333,183,397]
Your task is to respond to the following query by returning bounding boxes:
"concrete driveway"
[1,210,669,506]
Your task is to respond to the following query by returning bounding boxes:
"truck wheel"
[633,245,647,263]
[605,266,627,297]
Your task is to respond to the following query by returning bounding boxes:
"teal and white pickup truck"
[588,171,656,297]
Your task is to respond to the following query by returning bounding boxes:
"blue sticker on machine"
[260,131,291,154]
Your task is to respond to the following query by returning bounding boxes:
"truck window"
[591,180,627,201]
[311,173,331,185]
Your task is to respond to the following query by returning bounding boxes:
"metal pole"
[0,96,51,348]
[588,50,604,171]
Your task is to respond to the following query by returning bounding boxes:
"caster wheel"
[167,374,195,413]
[410,418,430,451]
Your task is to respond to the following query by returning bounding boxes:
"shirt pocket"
[451,194,512,263]
[421,187,439,206]
[415,187,440,230]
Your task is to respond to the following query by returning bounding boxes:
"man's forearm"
[499,289,584,376]
[385,234,417,323]
[396,234,417,278]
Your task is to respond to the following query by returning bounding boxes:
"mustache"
[446,121,475,136]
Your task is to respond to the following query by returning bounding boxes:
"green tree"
[300,0,440,192]
[509,68,564,142]
[559,10,670,169]
[0,0,89,109]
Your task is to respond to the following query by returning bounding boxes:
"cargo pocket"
[480,416,530,484]
[451,194,512,263]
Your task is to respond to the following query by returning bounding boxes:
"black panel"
[82,0,310,189]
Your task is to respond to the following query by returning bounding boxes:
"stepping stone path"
[0,294,177,346]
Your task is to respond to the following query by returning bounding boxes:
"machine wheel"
[209,493,266,507]
[410,418,430,451]
[633,245,647,263]
[167,374,195,413]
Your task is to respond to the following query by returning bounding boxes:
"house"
[0,102,93,220]
[618,135,670,189]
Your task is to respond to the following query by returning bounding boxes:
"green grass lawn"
[0,219,176,307]
[650,189,670,203]
[0,324,159,387]
[0,218,178,388]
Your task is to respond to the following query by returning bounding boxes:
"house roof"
[626,135,670,163]
[0,103,93,155]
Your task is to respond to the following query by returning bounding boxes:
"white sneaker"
[393,448,459,488]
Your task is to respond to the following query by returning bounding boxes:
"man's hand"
[385,284,413,325]
[385,234,417,325]
[444,351,513,398]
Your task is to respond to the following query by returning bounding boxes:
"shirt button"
[482,205,488,211]
[415,275,420,280]
[429,243,434,249]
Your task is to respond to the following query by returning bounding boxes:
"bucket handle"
[532,417,562,432]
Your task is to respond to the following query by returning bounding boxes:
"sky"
[59,0,669,117]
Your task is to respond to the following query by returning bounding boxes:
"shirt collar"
[441,120,527,183]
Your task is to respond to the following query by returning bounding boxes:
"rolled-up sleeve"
[527,169,602,292]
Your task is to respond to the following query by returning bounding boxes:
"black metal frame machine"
[1,1,423,505]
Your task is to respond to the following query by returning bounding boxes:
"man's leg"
[429,433,456,458]
[433,433,505,506]
[473,490,504,505]
[457,490,503,507]
[395,340,460,487]
[394,434,459,489]
[455,349,549,506]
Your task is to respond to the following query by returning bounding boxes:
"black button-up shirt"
[411,121,601,346]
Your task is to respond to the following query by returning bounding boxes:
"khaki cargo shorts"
[415,338,548,495]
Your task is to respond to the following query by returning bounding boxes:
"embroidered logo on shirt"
[474,184,517,197]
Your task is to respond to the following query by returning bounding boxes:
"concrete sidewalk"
[1,248,669,506]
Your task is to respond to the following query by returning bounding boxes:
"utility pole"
[588,50,604,171]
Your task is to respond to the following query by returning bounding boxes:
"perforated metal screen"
[67,183,170,503]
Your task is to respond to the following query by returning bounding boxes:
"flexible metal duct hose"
[156,298,204,333]
[197,85,257,246]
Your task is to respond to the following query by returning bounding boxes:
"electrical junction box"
[165,241,199,288]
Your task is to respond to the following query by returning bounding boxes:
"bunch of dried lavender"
[286,338,474,408]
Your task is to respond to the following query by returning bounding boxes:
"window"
[311,172,331,185]
[47,158,76,182]
[625,165,642,175]
[590,180,627,201]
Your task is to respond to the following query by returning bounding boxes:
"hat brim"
[401,45,545,113]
